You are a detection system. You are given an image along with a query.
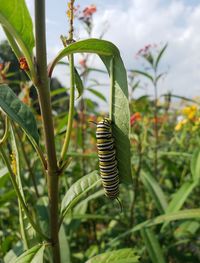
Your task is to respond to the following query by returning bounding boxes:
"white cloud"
[89,0,200,98]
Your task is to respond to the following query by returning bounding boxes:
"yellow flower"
[175,119,187,131]
[182,105,198,120]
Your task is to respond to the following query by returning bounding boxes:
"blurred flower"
[175,119,187,131]
[182,105,198,120]
[152,116,168,124]
[83,5,96,17]
[76,4,97,35]
[130,112,141,126]
[79,58,87,68]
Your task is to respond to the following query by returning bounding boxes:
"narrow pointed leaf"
[86,248,139,263]
[49,38,132,184]
[161,181,197,231]
[141,228,166,263]
[0,84,39,144]
[15,244,45,263]
[0,0,34,56]
[61,170,101,217]
[109,209,200,246]
[154,43,168,70]
[100,55,131,184]
[141,172,168,213]
[130,70,154,82]
[59,225,71,263]
[190,149,200,182]
[75,68,84,99]
[87,88,107,102]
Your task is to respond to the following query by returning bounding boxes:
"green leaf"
[0,84,39,144]
[0,189,15,206]
[141,228,166,263]
[100,55,131,184]
[87,88,107,102]
[154,43,168,70]
[109,209,200,246]
[59,225,71,263]
[15,244,45,263]
[49,38,132,184]
[174,221,200,239]
[86,248,140,263]
[0,0,34,56]
[190,149,200,182]
[161,181,197,231]
[167,94,200,105]
[61,170,101,217]
[130,70,154,83]
[141,172,168,213]
[74,68,84,99]
[0,167,9,188]
[48,39,118,75]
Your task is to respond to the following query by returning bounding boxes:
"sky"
[1,0,200,102]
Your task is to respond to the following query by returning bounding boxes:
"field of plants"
[0,1,200,263]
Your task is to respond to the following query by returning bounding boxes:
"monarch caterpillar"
[94,118,122,209]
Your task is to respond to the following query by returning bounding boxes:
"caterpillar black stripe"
[96,118,119,200]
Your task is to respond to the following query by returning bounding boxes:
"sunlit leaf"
[0,0,34,56]
[59,225,71,263]
[161,181,197,231]
[61,170,101,217]
[109,209,200,245]
[49,38,132,184]
[86,248,139,263]
[15,244,45,263]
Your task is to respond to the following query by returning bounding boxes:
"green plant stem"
[60,54,75,164]
[34,1,60,262]
[0,146,49,241]
[153,78,158,178]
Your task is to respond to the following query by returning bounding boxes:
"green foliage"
[141,228,166,263]
[61,170,101,218]
[14,244,45,263]
[141,172,168,213]
[0,84,39,144]
[86,248,139,263]
[0,0,34,56]
[49,38,131,184]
